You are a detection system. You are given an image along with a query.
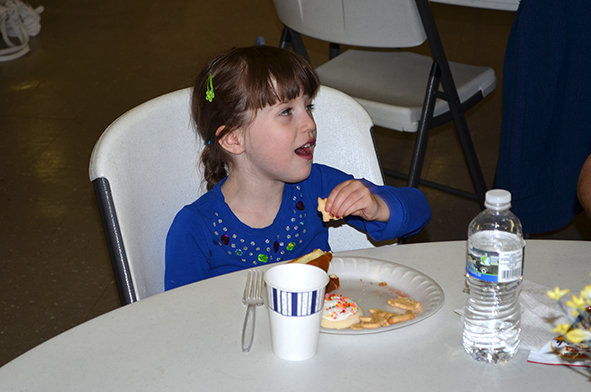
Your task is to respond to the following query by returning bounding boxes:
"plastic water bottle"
[463,189,525,364]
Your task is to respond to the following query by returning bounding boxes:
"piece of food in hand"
[287,249,340,292]
[317,197,340,222]
[321,294,364,329]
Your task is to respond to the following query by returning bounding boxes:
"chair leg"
[398,61,487,208]
[279,26,311,63]
[92,178,136,305]
[414,0,487,209]
[279,26,290,49]
[448,99,488,209]
[329,43,340,59]
[408,62,441,188]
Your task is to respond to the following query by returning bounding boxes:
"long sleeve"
[313,165,431,241]
[362,185,431,240]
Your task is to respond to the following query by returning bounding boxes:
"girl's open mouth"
[295,141,315,158]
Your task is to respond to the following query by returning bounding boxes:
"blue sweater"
[165,164,431,290]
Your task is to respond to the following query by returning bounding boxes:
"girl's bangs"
[270,68,317,104]
[249,59,319,110]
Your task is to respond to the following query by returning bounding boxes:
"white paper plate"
[321,256,445,335]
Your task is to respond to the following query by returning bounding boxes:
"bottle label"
[466,245,524,282]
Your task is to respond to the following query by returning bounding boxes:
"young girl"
[165,46,431,290]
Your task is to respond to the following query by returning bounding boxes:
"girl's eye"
[306,104,315,112]
[280,108,292,116]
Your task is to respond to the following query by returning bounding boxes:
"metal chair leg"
[329,43,340,59]
[408,62,441,188]
[279,26,311,63]
[448,100,487,209]
[415,0,487,209]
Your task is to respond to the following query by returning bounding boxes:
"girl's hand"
[324,180,390,222]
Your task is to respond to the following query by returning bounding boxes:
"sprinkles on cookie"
[323,294,359,320]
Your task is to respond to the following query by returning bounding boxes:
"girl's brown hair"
[192,46,320,191]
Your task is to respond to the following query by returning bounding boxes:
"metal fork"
[241,269,265,352]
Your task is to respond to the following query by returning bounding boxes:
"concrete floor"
[1,0,589,367]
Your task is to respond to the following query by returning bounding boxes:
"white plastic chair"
[89,85,388,304]
[275,0,503,208]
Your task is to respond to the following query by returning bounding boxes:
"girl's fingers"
[327,181,372,219]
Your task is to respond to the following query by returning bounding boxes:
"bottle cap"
[484,189,511,210]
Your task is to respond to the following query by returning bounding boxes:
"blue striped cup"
[264,263,329,317]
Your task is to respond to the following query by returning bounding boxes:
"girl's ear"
[217,125,245,155]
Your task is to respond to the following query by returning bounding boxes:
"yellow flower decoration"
[565,328,591,344]
[547,286,570,301]
[565,294,586,311]
[551,323,570,335]
[548,274,591,347]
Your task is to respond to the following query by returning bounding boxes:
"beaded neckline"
[210,184,308,265]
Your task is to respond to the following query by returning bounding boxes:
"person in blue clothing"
[165,46,431,290]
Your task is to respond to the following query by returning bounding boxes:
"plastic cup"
[264,263,329,361]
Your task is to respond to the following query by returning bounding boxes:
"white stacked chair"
[274,0,513,208]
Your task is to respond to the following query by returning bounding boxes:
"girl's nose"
[302,111,316,133]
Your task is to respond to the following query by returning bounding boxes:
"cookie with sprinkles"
[321,294,364,330]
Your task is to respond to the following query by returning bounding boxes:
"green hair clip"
[205,73,215,102]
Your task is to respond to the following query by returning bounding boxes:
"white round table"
[1,240,589,391]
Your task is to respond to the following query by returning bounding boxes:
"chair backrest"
[274,0,427,48]
[274,0,518,48]
[90,88,203,303]
[89,85,386,303]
